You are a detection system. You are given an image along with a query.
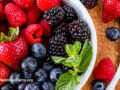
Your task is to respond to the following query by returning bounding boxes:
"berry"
[0,24,8,35]
[92,80,105,90]
[24,83,40,90]
[18,83,27,90]
[13,0,34,9]
[43,6,65,26]
[31,43,47,59]
[39,19,51,37]
[102,0,120,23]
[106,27,120,41]
[62,6,77,22]
[25,24,43,45]
[42,81,54,90]
[0,36,28,71]
[48,34,67,56]
[93,58,115,82]
[61,65,72,72]
[34,69,47,82]
[42,62,53,71]
[1,83,15,90]
[50,68,63,83]
[26,6,41,25]
[37,0,61,12]
[80,0,98,9]
[41,38,48,48]
[22,71,33,79]
[5,3,27,27]
[9,72,23,85]
[0,3,6,21]
[0,62,11,86]
[21,56,38,73]
[68,20,90,43]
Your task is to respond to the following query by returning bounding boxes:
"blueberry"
[31,43,47,59]
[106,27,120,41]
[9,72,23,85]
[92,80,105,90]
[18,83,27,90]
[50,68,63,83]
[42,81,54,90]
[21,56,38,73]
[24,83,40,90]
[34,69,47,82]
[42,62,53,71]
[23,71,33,79]
[1,83,16,90]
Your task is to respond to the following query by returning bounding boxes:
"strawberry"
[0,61,11,86]
[25,24,43,45]
[5,3,27,27]
[0,3,6,21]
[0,27,28,71]
[102,0,120,23]
[39,19,51,37]
[0,24,8,35]
[26,6,41,25]
[42,38,48,48]
[13,0,34,9]
[93,58,115,82]
[37,0,61,12]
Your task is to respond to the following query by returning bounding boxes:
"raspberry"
[25,24,43,45]
[0,24,8,35]
[0,3,6,21]
[26,6,41,25]
[93,58,115,82]
[62,6,77,22]
[68,20,90,43]
[43,6,65,26]
[37,0,61,12]
[48,34,67,57]
[39,19,51,37]
[80,0,98,9]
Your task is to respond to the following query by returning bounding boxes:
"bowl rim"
[62,0,97,89]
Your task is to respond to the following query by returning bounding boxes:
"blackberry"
[80,0,98,9]
[62,6,77,22]
[48,34,67,57]
[61,65,72,72]
[68,20,90,43]
[43,6,65,26]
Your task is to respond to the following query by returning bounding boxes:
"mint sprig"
[52,40,93,90]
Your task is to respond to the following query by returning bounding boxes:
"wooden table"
[81,0,120,90]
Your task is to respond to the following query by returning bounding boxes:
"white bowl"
[62,0,97,89]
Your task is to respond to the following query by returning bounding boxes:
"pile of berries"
[0,0,90,89]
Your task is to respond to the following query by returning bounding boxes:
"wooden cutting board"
[81,0,120,90]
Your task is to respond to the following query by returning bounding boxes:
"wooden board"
[81,0,120,90]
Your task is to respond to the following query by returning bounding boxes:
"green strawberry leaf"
[0,32,11,43]
[78,39,93,73]
[55,71,80,90]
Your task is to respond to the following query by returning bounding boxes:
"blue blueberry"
[42,81,54,90]
[1,83,16,90]
[42,62,53,71]
[34,69,47,82]
[24,83,40,90]
[50,68,63,83]
[9,72,23,85]
[106,27,120,41]
[22,71,33,79]
[21,56,38,73]
[18,83,27,90]
[92,80,105,90]
[31,43,47,59]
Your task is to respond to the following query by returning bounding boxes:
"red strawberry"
[0,27,28,71]
[39,19,51,37]
[0,24,8,35]
[13,0,34,9]
[5,3,27,27]
[0,62,11,86]
[102,0,120,23]
[26,6,41,25]
[0,3,6,21]
[93,58,115,82]
[37,0,61,12]
[25,24,43,45]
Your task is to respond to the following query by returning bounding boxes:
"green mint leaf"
[78,39,93,73]
[55,71,80,90]
[52,56,73,67]
[65,44,73,56]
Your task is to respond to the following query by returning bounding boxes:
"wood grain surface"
[81,0,120,90]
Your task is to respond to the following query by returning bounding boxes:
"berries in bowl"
[0,0,97,90]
